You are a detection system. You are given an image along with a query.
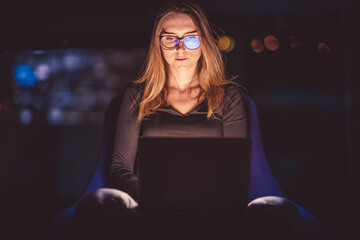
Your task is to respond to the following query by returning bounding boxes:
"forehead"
[161,13,197,35]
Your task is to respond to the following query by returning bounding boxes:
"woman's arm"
[108,83,141,200]
[222,83,247,138]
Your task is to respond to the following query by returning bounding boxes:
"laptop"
[138,137,251,211]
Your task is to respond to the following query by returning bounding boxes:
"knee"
[75,188,138,218]
[248,196,300,217]
[246,196,302,237]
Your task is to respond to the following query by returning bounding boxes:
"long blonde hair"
[134,1,231,121]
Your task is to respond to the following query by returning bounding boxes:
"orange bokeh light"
[264,35,279,51]
[217,35,235,52]
[251,38,264,53]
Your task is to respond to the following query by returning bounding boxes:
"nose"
[176,40,186,50]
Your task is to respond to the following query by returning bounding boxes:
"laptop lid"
[138,137,251,210]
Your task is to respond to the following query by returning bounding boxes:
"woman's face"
[160,13,202,72]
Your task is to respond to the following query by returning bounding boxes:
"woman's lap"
[75,188,302,239]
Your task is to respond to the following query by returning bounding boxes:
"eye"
[162,36,176,41]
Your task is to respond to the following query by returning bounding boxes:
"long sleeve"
[109,83,141,200]
[222,83,247,138]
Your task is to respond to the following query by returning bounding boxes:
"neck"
[167,66,199,91]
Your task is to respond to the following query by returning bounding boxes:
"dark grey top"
[109,82,247,200]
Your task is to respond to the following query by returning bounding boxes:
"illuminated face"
[160,13,202,72]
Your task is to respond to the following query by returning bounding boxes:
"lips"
[175,58,187,61]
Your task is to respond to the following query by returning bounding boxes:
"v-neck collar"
[161,101,207,116]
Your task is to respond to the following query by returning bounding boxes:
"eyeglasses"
[160,35,200,50]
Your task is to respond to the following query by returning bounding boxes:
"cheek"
[193,49,202,61]
[161,50,172,64]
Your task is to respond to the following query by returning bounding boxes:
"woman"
[75,2,301,239]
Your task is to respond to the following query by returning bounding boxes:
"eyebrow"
[161,30,197,36]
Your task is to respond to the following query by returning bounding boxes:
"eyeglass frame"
[159,34,201,50]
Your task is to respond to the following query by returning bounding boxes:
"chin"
[172,62,196,70]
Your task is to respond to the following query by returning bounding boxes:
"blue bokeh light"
[35,63,51,81]
[47,108,64,125]
[14,64,38,87]
[19,109,33,125]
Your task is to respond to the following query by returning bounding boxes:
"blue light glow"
[35,64,51,81]
[63,53,82,71]
[19,109,33,125]
[47,108,64,125]
[183,36,200,49]
[14,64,38,87]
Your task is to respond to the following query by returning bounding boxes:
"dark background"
[0,0,359,239]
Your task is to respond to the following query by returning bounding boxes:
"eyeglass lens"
[161,36,200,50]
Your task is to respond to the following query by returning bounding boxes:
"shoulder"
[121,82,144,103]
[122,82,143,98]
[214,81,247,116]
[110,82,143,112]
[223,81,247,103]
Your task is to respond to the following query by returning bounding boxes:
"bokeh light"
[47,108,64,125]
[35,64,51,81]
[63,53,83,71]
[10,48,146,126]
[14,64,38,87]
[289,36,301,49]
[264,35,279,51]
[13,90,29,106]
[32,50,47,55]
[19,109,33,125]
[217,35,235,53]
[52,91,73,107]
[251,38,265,53]
[318,42,331,54]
